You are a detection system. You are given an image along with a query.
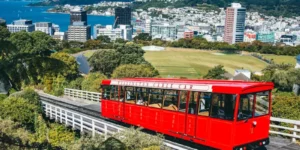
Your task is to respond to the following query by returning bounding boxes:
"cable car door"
[185,91,198,138]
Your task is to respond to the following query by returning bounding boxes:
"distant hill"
[28,0,300,17]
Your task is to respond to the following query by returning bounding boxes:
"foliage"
[50,52,79,80]
[0,97,37,130]
[89,49,120,76]
[48,123,75,147]
[272,92,300,120]
[101,137,126,150]
[10,88,41,112]
[97,35,111,43]
[61,135,106,150]
[203,65,228,79]
[84,40,102,49]
[134,33,152,41]
[81,72,107,92]
[113,127,164,150]
[89,44,151,76]
[68,77,84,90]
[112,64,159,78]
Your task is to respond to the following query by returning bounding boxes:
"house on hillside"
[223,69,252,81]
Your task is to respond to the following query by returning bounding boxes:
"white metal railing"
[64,88,101,102]
[270,117,300,142]
[42,101,190,150]
[64,88,300,143]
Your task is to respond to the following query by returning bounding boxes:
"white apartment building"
[145,19,152,33]
[94,24,132,41]
[7,19,35,33]
[151,23,177,40]
[35,22,54,35]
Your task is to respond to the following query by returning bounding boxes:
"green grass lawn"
[144,48,268,78]
[261,54,297,65]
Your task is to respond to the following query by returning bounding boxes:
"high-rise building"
[114,7,131,28]
[0,18,6,27]
[224,3,246,44]
[35,22,54,35]
[67,22,91,42]
[70,7,87,26]
[145,19,152,33]
[7,19,35,33]
[94,24,132,41]
[151,23,177,40]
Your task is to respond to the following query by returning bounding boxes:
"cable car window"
[179,91,188,113]
[163,90,179,111]
[125,87,136,104]
[149,89,163,108]
[238,94,254,120]
[210,94,236,120]
[120,86,125,102]
[255,91,270,117]
[102,85,111,100]
[136,87,148,106]
[110,85,119,101]
[198,93,211,116]
[188,92,199,115]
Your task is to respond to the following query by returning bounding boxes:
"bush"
[0,97,37,129]
[111,64,159,78]
[272,92,300,120]
[81,72,107,92]
[67,77,84,90]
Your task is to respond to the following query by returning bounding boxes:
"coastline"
[43,11,114,17]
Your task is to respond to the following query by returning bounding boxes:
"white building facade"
[7,19,35,33]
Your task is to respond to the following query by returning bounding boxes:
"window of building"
[149,89,163,108]
[125,87,136,104]
[238,94,254,120]
[179,91,188,113]
[163,90,179,111]
[210,94,236,120]
[255,91,270,117]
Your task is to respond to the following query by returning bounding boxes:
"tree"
[84,40,101,49]
[9,31,33,54]
[0,97,37,130]
[112,64,159,78]
[30,31,56,56]
[115,38,126,44]
[67,77,84,90]
[81,72,107,92]
[89,50,120,76]
[97,35,111,43]
[203,65,228,79]
[115,44,147,65]
[134,33,152,41]
[50,52,79,80]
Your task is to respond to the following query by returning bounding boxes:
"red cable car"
[101,78,274,150]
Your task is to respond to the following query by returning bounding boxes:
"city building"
[224,3,246,44]
[70,7,87,26]
[93,24,132,41]
[52,32,67,41]
[119,24,133,41]
[94,24,122,40]
[184,30,194,39]
[145,19,152,33]
[244,30,257,43]
[7,19,35,33]
[52,24,60,32]
[35,22,54,35]
[0,18,6,27]
[67,22,91,42]
[151,23,177,40]
[114,7,131,27]
[256,32,275,43]
[280,35,297,45]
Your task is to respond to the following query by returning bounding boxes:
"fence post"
[293,124,297,142]
[65,111,68,126]
[60,108,62,123]
[72,113,75,129]
[92,120,95,137]
[80,116,83,133]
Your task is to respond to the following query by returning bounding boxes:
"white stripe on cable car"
[109,80,213,92]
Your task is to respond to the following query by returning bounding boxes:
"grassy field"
[261,54,296,65]
[144,48,268,78]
